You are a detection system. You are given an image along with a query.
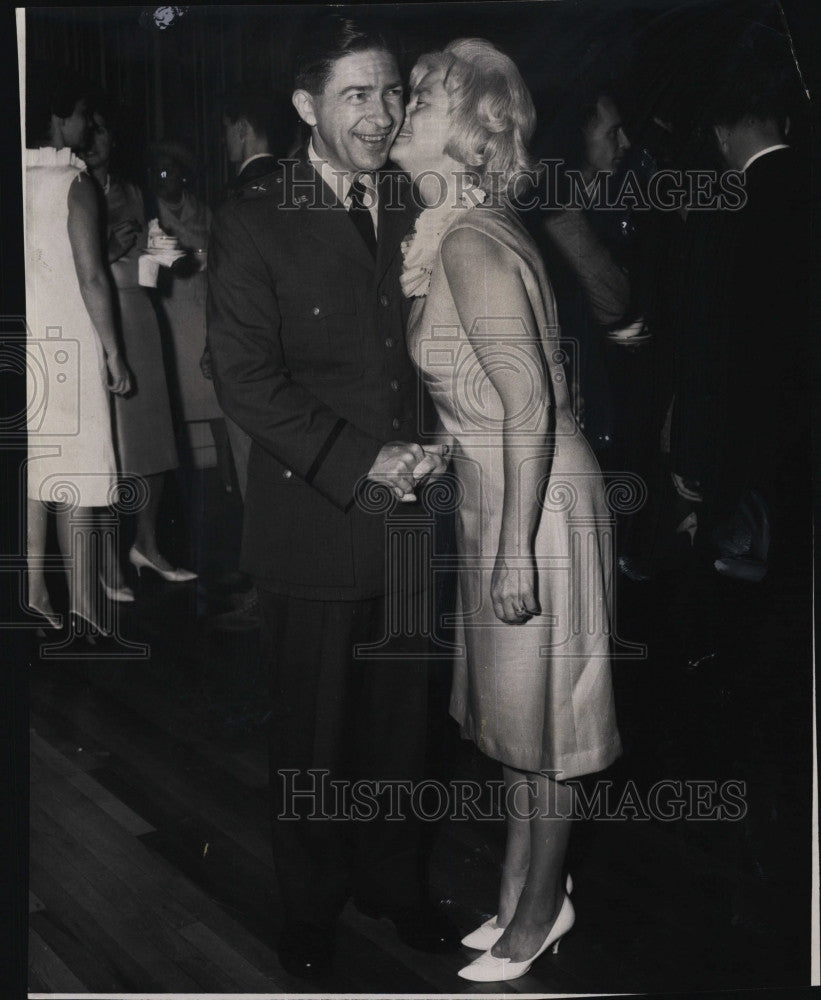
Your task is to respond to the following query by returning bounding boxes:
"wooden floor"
[26,469,816,995]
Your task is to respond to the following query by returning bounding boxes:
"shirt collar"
[238,152,273,175]
[741,144,789,173]
[307,139,375,205]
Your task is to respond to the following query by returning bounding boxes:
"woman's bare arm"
[67,175,130,394]
[442,224,552,623]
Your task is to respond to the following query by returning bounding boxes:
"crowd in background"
[23,13,810,648]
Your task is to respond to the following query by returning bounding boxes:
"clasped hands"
[367,441,449,502]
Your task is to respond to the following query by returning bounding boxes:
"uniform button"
[282,469,293,479]
[390,379,400,391]
[392,418,400,430]
[384,337,394,348]
[380,294,390,307]
[312,306,320,316]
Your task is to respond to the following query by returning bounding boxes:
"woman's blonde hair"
[410,38,537,195]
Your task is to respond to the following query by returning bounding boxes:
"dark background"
[3,3,819,998]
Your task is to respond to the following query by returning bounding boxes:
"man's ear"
[292,90,317,128]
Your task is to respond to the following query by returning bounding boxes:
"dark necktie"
[348,177,377,257]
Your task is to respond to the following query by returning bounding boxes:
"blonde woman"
[391,39,621,982]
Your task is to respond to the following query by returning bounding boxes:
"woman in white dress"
[391,39,621,982]
[25,66,131,636]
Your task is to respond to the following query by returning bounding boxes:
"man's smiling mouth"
[353,132,392,144]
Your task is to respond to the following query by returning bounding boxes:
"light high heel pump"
[128,545,197,583]
[458,893,575,983]
[461,872,573,950]
[99,575,135,603]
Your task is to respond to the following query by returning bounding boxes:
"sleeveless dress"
[406,203,621,778]
[25,147,116,507]
[106,178,178,476]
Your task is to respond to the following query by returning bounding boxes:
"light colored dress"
[25,147,116,507]
[107,178,178,476]
[405,202,622,778]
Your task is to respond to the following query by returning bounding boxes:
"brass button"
[282,469,293,479]
[384,337,394,348]
[390,379,400,391]
[312,306,320,316]
[392,418,400,430]
[380,294,390,307]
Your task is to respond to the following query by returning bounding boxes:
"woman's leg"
[496,766,532,925]
[26,498,54,614]
[55,503,100,625]
[492,769,573,961]
[132,471,173,568]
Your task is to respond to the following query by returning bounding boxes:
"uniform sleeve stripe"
[304,418,348,485]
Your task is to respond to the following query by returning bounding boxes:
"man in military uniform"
[206,16,455,980]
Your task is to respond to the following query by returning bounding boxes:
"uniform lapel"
[375,170,415,285]
[286,153,375,273]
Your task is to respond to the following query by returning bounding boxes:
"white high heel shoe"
[461,872,573,950]
[99,575,135,603]
[128,545,197,583]
[457,893,575,983]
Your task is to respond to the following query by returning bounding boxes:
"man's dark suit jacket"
[231,154,279,194]
[207,153,421,600]
[672,146,809,515]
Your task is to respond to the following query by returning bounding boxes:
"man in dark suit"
[206,16,455,979]
[672,57,809,576]
[222,88,280,198]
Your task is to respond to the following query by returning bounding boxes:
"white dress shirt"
[238,152,274,175]
[308,139,379,236]
[741,143,789,173]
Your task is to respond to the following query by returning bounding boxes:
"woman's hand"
[491,553,540,624]
[106,352,132,396]
[108,219,140,262]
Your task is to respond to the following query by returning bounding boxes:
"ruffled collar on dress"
[26,146,86,170]
[400,186,486,299]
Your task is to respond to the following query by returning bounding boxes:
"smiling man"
[206,15,455,981]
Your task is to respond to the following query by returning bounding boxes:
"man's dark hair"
[710,32,796,128]
[223,88,278,147]
[25,62,91,148]
[292,14,398,95]
[539,79,622,174]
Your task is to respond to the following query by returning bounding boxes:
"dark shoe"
[276,920,334,980]
[354,898,460,953]
[210,588,260,632]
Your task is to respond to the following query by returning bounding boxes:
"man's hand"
[200,345,213,380]
[367,441,427,500]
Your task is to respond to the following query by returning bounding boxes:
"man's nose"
[367,95,394,127]
[618,127,631,150]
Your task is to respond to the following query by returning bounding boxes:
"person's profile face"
[223,116,244,165]
[583,97,630,178]
[294,48,404,175]
[62,98,91,152]
[390,66,452,178]
[81,112,112,170]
